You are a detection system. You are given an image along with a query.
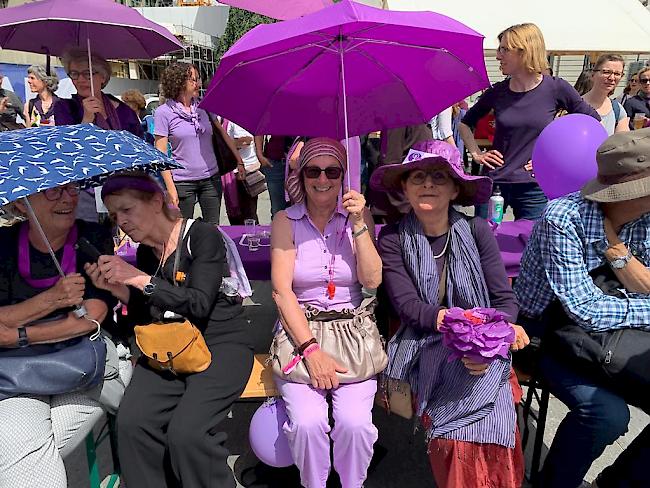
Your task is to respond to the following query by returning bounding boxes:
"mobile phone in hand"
[76,237,102,264]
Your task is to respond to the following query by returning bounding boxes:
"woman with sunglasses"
[583,54,630,135]
[623,66,650,130]
[54,48,142,138]
[0,182,115,487]
[460,23,599,221]
[271,137,382,488]
[617,70,640,107]
[372,140,529,488]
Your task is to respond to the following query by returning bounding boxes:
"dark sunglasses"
[639,78,650,84]
[303,166,343,180]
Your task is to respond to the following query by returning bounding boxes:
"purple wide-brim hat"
[369,140,493,206]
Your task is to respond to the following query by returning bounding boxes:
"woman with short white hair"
[23,65,60,127]
[54,47,142,137]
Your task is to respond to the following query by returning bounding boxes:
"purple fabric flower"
[438,307,514,363]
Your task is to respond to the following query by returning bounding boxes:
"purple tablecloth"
[222,220,535,281]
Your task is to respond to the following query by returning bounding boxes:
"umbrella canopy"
[201,0,489,140]
[0,0,183,59]
[219,0,333,20]
[0,124,181,206]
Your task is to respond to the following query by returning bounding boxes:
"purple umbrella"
[0,0,183,91]
[201,0,489,186]
[220,0,334,20]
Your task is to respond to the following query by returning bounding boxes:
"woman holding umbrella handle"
[0,182,115,487]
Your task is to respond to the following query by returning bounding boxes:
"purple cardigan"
[53,94,144,139]
[378,216,518,330]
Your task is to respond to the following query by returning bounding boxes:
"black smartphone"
[75,237,103,264]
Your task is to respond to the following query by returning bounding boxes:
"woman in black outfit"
[85,172,253,488]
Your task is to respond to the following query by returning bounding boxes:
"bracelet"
[352,225,369,239]
[302,343,320,359]
[282,342,320,375]
[17,327,29,348]
[297,337,318,355]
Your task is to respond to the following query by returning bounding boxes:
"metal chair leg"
[86,433,101,488]
[530,387,550,487]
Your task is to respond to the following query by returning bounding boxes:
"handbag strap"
[437,257,447,307]
[172,219,188,288]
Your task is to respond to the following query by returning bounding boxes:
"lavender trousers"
[276,377,378,488]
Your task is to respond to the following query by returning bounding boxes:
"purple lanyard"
[18,222,78,289]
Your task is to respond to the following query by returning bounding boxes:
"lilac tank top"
[286,202,362,311]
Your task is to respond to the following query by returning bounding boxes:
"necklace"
[18,222,78,288]
[433,231,451,259]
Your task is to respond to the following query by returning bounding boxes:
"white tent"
[388,0,650,54]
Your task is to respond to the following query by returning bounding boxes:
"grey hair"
[27,65,59,92]
[61,47,112,89]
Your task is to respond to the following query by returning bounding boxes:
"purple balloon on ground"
[249,399,293,468]
[532,114,608,200]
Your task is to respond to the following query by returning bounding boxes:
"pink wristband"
[302,343,320,359]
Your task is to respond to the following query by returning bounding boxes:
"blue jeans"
[175,174,222,225]
[539,354,632,488]
[475,182,548,221]
[261,159,288,219]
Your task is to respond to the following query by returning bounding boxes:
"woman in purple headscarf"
[53,48,143,138]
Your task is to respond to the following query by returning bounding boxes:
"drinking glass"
[244,219,256,237]
[248,235,261,252]
[634,113,646,130]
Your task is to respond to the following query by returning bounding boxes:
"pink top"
[287,202,361,311]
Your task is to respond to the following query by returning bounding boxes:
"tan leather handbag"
[270,297,388,384]
[134,220,212,375]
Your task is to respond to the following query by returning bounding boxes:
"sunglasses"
[43,183,81,201]
[407,169,452,186]
[303,166,343,180]
[639,78,650,84]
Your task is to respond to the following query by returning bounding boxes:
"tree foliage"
[216,8,276,62]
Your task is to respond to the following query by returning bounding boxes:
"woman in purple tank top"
[271,138,383,488]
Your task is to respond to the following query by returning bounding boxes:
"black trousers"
[117,341,253,488]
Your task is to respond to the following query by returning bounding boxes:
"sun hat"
[369,139,493,205]
[581,128,650,202]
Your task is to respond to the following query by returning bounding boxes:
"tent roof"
[388,0,650,54]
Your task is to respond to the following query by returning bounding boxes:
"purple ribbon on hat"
[438,307,514,363]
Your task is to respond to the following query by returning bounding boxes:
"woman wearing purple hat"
[371,140,529,488]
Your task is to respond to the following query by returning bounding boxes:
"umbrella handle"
[339,39,351,192]
[87,38,95,97]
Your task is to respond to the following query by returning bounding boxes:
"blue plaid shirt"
[514,192,650,332]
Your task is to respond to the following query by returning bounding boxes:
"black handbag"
[545,265,650,405]
[208,114,239,175]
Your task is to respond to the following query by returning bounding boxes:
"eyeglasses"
[639,78,650,84]
[407,169,453,186]
[303,166,343,180]
[593,69,623,78]
[43,183,81,201]
[68,70,98,81]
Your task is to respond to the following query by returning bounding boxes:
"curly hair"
[160,62,198,102]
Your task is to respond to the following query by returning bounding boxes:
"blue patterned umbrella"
[0,124,182,206]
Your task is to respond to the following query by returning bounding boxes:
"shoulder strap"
[28,97,36,115]
[172,219,188,287]
[612,99,621,121]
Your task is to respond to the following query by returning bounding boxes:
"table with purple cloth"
[221,219,535,281]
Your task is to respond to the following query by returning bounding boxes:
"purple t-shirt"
[462,76,600,184]
[153,102,219,181]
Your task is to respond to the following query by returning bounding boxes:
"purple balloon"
[249,399,294,468]
[532,114,608,200]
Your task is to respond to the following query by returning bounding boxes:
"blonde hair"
[498,23,549,74]
[121,89,146,111]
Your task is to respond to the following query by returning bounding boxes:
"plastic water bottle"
[488,186,504,224]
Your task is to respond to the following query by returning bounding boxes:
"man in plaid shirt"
[515,128,650,488]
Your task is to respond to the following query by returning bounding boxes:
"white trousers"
[0,392,103,487]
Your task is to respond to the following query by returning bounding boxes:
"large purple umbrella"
[201,0,489,144]
[0,0,183,60]
[220,0,333,20]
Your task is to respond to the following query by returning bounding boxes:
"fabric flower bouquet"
[439,307,514,363]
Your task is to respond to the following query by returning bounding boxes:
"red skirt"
[425,370,525,488]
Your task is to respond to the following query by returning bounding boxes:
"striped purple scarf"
[385,209,515,447]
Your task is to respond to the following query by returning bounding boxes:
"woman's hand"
[342,190,366,226]
[461,357,489,376]
[84,262,126,293]
[168,186,179,207]
[45,273,85,308]
[304,348,348,390]
[97,255,150,289]
[471,149,504,170]
[81,96,105,123]
[236,163,246,181]
[0,321,17,347]
[435,308,447,331]
[510,324,530,351]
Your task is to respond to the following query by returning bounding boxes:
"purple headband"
[101,175,163,201]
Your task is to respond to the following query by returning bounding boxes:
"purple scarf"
[167,99,206,135]
[94,93,123,131]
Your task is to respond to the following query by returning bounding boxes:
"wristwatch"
[608,251,632,269]
[143,280,156,296]
[17,327,29,348]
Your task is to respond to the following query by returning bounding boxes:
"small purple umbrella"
[220,0,334,20]
[201,0,489,187]
[0,0,183,92]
